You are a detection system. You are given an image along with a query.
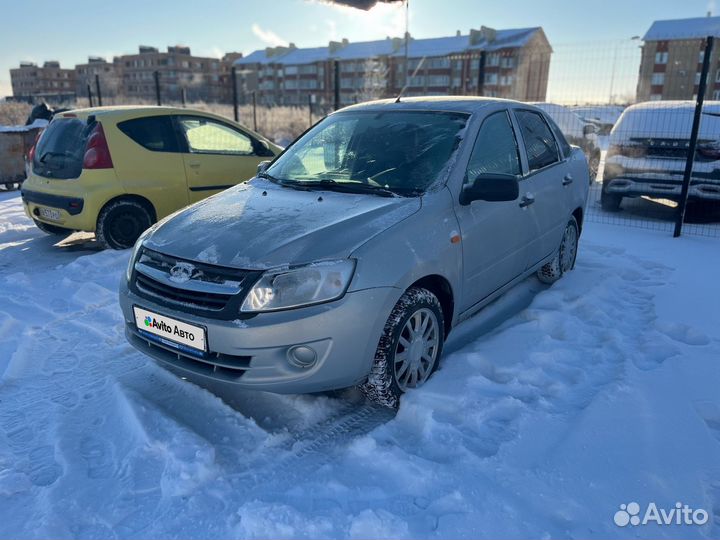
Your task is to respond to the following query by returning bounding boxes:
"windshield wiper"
[288,179,397,198]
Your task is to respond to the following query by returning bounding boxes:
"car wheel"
[33,219,69,236]
[537,216,579,284]
[96,199,152,250]
[359,287,445,408]
[601,188,622,211]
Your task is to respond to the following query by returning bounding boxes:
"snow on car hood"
[143,178,421,269]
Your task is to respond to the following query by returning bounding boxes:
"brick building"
[118,45,225,103]
[75,57,122,100]
[10,61,76,102]
[637,15,720,101]
[234,26,552,107]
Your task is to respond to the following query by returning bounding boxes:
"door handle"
[519,194,535,208]
[562,173,573,186]
[188,161,201,169]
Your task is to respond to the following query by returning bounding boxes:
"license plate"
[39,207,61,221]
[133,306,206,353]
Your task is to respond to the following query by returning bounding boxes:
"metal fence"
[9,36,720,237]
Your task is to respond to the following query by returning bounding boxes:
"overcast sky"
[0,0,714,100]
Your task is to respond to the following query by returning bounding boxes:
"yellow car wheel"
[96,199,153,250]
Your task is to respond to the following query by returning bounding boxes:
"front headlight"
[241,259,355,313]
[125,228,152,282]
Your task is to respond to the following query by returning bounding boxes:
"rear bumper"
[21,188,84,215]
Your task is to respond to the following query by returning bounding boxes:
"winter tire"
[537,216,579,284]
[96,199,152,250]
[360,287,445,408]
[33,219,69,236]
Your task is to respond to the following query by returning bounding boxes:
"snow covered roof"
[274,46,330,65]
[234,27,544,66]
[333,39,398,61]
[643,16,720,41]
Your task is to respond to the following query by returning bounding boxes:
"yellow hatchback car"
[21,106,281,249]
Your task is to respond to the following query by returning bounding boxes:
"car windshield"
[264,110,468,195]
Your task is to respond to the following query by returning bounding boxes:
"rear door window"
[117,116,180,152]
[515,110,560,171]
[32,118,92,179]
[543,114,573,158]
[177,116,254,155]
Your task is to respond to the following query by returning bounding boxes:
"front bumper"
[603,175,720,201]
[119,279,402,394]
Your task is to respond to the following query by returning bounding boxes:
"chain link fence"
[4,36,720,237]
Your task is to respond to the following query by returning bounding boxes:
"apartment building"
[75,57,121,99]
[10,61,76,102]
[118,45,225,102]
[637,15,720,101]
[235,26,552,107]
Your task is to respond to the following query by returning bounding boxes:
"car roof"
[336,96,532,115]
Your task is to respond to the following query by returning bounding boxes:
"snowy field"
[1,189,719,538]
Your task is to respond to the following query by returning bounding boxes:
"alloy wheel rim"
[560,223,578,272]
[393,307,440,391]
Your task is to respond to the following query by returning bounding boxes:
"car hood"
[144,178,421,269]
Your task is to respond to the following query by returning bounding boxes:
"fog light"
[288,346,317,368]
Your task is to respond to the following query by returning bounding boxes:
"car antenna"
[395,56,426,103]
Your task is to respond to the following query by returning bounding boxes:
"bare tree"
[354,58,389,103]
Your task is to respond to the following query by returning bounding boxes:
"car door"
[112,114,189,220]
[175,115,270,204]
[511,108,568,268]
[454,110,537,311]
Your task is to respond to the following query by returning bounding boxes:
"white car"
[602,101,720,210]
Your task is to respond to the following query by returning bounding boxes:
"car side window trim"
[511,108,563,177]
[174,114,259,156]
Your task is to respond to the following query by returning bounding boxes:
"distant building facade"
[637,16,720,101]
[75,57,121,100]
[10,61,76,102]
[235,27,552,107]
[118,45,225,103]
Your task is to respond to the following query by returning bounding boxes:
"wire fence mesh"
[4,36,720,236]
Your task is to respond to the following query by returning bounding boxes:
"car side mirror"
[459,173,519,206]
[583,123,597,136]
[257,160,271,174]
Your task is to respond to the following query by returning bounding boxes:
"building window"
[699,50,705,63]
[425,57,450,69]
[650,93,662,101]
[713,90,720,100]
[486,54,499,67]
[407,75,424,87]
[499,75,514,86]
[485,73,498,85]
[340,62,356,73]
[651,72,665,85]
[499,56,515,68]
[284,66,298,76]
[298,64,317,75]
[655,51,668,64]
[426,75,449,86]
[695,72,701,85]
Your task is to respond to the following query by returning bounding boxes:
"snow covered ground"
[1,189,719,539]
